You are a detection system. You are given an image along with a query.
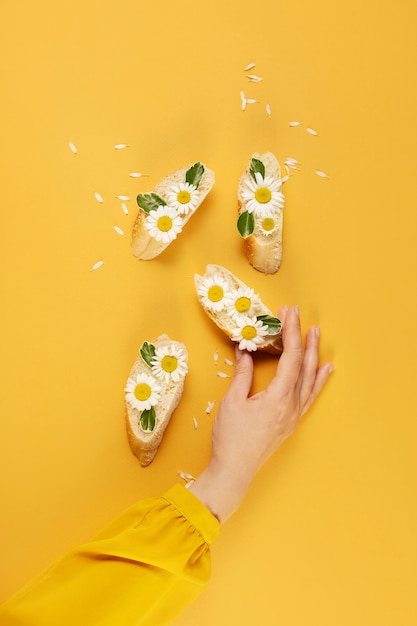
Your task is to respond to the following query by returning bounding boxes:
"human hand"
[189,306,333,523]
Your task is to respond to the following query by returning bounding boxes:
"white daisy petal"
[124,373,161,412]
[224,286,261,320]
[145,205,183,243]
[231,316,269,352]
[242,171,285,217]
[151,345,188,384]
[166,182,200,215]
[255,214,280,237]
[197,274,231,312]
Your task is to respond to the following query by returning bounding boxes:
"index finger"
[270,306,304,391]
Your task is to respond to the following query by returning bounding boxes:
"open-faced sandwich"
[124,334,188,467]
[194,264,283,355]
[237,152,285,275]
[132,162,215,260]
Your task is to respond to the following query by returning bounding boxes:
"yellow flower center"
[235,296,251,312]
[262,217,275,231]
[134,383,152,401]
[161,355,178,373]
[157,216,173,232]
[208,285,224,302]
[177,191,191,204]
[255,187,272,204]
[241,325,257,340]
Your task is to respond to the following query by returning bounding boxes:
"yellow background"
[1,1,416,624]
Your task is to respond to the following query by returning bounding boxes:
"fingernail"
[235,345,243,361]
[315,326,321,338]
[327,363,334,374]
[294,305,300,317]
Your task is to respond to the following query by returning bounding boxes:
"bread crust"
[132,163,215,260]
[237,152,283,275]
[194,264,283,355]
[125,334,187,467]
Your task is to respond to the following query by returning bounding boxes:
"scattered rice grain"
[217,372,230,379]
[266,103,271,117]
[129,172,142,178]
[316,170,330,179]
[193,417,199,430]
[116,195,130,201]
[306,127,318,136]
[224,358,234,366]
[243,63,256,71]
[206,401,215,414]
[247,74,263,82]
[94,192,103,203]
[289,121,302,127]
[121,202,129,215]
[214,350,219,363]
[91,260,104,271]
[114,226,124,236]
[68,141,77,154]
[114,144,129,149]
[246,99,257,105]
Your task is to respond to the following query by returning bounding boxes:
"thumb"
[227,347,254,400]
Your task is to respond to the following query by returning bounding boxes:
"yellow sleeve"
[0,484,220,626]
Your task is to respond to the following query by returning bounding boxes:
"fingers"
[301,362,334,416]
[272,306,304,390]
[298,325,321,407]
[226,346,254,401]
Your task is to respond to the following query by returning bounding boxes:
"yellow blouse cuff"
[163,484,220,545]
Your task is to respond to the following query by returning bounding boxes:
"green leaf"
[237,211,255,238]
[185,162,205,189]
[140,407,156,431]
[256,315,282,335]
[136,192,167,213]
[249,158,265,182]
[140,342,156,367]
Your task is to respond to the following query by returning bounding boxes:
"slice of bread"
[125,334,188,467]
[194,264,283,355]
[132,162,215,260]
[237,152,284,275]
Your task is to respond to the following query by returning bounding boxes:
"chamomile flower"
[151,345,188,384]
[125,373,161,412]
[256,213,281,236]
[145,205,183,243]
[224,286,261,320]
[167,182,200,215]
[231,316,269,352]
[241,172,284,218]
[197,274,230,312]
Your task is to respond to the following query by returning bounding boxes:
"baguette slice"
[125,334,188,467]
[132,162,215,260]
[194,264,283,355]
[237,152,284,275]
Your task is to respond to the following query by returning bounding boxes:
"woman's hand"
[189,306,333,523]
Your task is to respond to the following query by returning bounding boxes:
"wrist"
[188,461,254,524]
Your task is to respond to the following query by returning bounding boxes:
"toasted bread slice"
[132,162,215,260]
[125,334,188,467]
[237,152,284,275]
[194,264,283,355]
